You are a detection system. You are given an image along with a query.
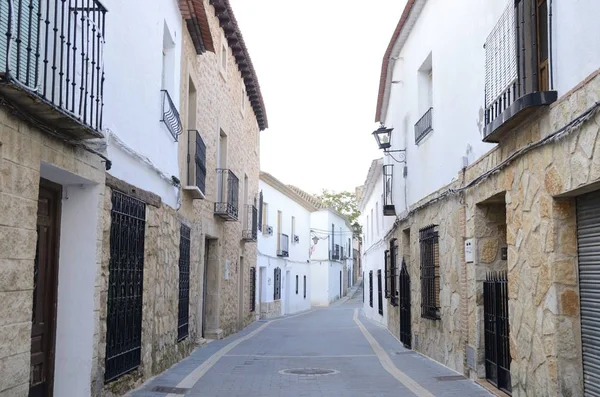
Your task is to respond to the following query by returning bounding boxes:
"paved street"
[130,286,492,397]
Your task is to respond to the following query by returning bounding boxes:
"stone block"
[0,194,37,230]
[544,166,563,196]
[0,227,37,261]
[0,291,32,327]
[0,352,29,392]
[570,150,590,188]
[0,259,33,292]
[0,322,30,359]
[560,289,579,317]
[0,383,28,397]
[0,127,41,171]
[479,239,498,264]
[0,161,40,200]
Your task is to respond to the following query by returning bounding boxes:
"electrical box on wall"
[465,239,474,263]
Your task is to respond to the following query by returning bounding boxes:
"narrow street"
[130,286,492,397]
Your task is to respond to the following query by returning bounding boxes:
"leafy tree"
[317,190,362,238]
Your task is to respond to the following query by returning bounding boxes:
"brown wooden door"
[30,180,61,397]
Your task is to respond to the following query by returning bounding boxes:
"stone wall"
[0,107,105,396]
[178,0,260,341]
[260,300,282,319]
[92,184,199,396]
[384,69,600,396]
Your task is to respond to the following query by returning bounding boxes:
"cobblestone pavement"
[129,285,492,397]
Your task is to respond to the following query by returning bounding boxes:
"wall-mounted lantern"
[372,123,406,163]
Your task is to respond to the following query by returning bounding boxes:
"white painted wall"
[102,0,183,207]
[257,179,313,315]
[39,163,101,397]
[382,0,507,208]
[551,0,600,96]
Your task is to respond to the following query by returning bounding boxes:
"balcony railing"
[277,233,289,257]
[0,0,107,138]
[330,244,340,261]
[242,205,258,242]
[383,164,395,216]
[483,0,556,142]
[215,169,239,221]
[161,89,182,141]
[184,130,206,199]
[414,107,433,144]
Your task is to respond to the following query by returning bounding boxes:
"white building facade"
[370,0,600,395]
[257,173,316,318]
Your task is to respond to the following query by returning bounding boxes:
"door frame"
[33,178,62,397]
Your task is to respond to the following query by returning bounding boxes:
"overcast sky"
[230,0,405,195]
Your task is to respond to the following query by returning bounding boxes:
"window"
[377,270,383,315]
[292,216,296,242]
[274,267,281,300]
[250,267,256,312]
[258,191,264,232]
[390,239,399,306]
[219,36,227,77]
[536,0,549,91]
[303,276,306,299]
[262,202,269,234]
[296,275,299,294]
[420,225,440,319]
[384,250,390,299]
[369,271,373,308]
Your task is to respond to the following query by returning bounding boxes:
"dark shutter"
[250,267,256,312]
[258,191,263,232]
[385,250,390,298]
[177,224,191,341]
[195,132,206,194]
[303,275,306,299]
[577,191,600,396]
[274,268,281,300]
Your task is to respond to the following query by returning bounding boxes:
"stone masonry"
[0,107,105,396]
[385,68,600,396]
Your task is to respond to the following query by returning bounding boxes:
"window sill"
[183,185,206,200]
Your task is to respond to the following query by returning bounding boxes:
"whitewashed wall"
[102,0,183,207]
[257,179,313,315]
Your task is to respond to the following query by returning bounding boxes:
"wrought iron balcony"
[184,130,206,199]
[0,0,107,139]
[383,164,395,216]
[161,89,182,141]
[483,0,556,143]
[330,244,340,261]
[215,169,239,221]
[277,233,289,257]
[414,107,433,144]
[242,205,258,242]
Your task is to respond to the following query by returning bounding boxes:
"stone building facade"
[381,70,600,396]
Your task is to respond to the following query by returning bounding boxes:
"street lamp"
[372,123,406,163]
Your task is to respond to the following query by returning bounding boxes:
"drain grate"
[279,368,340,376]
[151,385,190,394]
[435,375,467,381]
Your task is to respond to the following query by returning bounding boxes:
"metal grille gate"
[577,191,600,397]
[377,270,383,315]
[250,267,256,312]
[105,191,146,382]
[399,259,411,349]
[178,224,191,341]
[484,271,511,394]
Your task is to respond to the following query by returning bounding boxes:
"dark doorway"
[202,237,209,338]
[399,258,411,349]
[30,179,62,397]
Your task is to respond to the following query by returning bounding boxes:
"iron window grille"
[160,89,182,141]
[384,250,391,299]
[274,267,281,300]
[303,275,306,299]
[257,191,263,232]
[377,270,383,315]
[105,191,146,382]
[390,239,399,307]
[177,224,191,342]
[215,169,239,221]
[295,275,299,294]
[399,258,412,349]
[250,267,256,312]
[369,271,373,308]
[277,233,289,257]
[420,225,440,320]
[242,205,258,241]
[414,107,433,144]
[0,0,107,135]
[483,0,556,141]
[383,165,396,216]
[330,244,340,260]
[484,271,511,394]
[186,130,206,196]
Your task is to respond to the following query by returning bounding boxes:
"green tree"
[317,190,362,238]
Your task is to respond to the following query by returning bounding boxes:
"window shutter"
[195,132,207,194]
[385,250,391,298]
[258,191,263,232]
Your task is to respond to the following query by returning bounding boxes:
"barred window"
[250,267,256,312]
[384,250,391,298]
[377,270,383,315]
[369,271,373,308]
[274,267,281,300]
[390,239,399,307]
[420,225,440,320]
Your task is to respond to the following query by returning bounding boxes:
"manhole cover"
[279,368,339,376]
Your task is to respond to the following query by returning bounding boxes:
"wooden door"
[30,180,61,397]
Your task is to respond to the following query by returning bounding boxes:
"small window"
[420,225,440,319]
[296,275,299,295]
[219,37,227,77]
[303,275,306,299]
[274,267,281,300]
[369,271,373,308]
[262,202,269,234]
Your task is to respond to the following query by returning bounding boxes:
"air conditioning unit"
[266,225,273,236]
[293,235,299,243]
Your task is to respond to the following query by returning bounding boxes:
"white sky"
[230,0,405,195]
